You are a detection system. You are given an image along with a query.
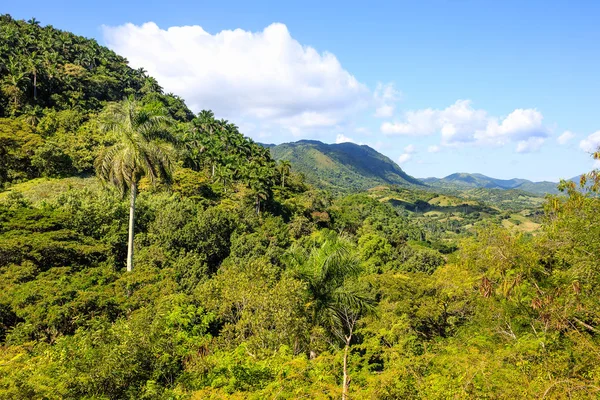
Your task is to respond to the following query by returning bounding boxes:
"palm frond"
[94,98,177,195]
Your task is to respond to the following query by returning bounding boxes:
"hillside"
[3,15,600,400]
[422,172,572,195]
[0,14,194,120]
[0,14,193,184]
[268,140,422,191]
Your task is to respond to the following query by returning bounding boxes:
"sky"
[5,0,600,181]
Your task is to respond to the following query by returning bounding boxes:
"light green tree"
[288,232,374,399]
[94,98,175,272]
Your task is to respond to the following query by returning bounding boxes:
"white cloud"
[516,137,545,153]
[375,104,394,118]
[396,144,417,165]
[580,131,600,153]
[373,82,400,118]
[336,134,356,144]
[478,108,545,144]
[398,153,412,164]
[103,22,369,137]
[381,107,442,135]
[427,145,441,153]
[381,100,548,151]
[557,130,575,145]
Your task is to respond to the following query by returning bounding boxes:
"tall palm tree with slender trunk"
[278,160,291,188]
[25,51,40,101]
[95,98,176,272]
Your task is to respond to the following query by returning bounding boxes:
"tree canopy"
[1,15,600,399]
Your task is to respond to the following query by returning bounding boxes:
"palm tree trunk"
[282,173,285,188]
[33,71,37,100]
[342,335,351,400]
[126,181,136,272]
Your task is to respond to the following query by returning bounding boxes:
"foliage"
[1,15,600,400]
[270,139,422,192]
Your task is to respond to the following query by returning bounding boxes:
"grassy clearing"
[502,213,541,233]
[0,176,99,204]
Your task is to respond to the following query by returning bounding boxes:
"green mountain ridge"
[266,140,423,191]
[422,172,581,195]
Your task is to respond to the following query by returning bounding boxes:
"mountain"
[422,172,582,195]
[267,140,422,191]
[0,14,194,182]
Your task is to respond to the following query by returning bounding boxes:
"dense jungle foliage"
[1,15,600,399]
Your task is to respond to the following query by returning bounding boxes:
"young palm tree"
[95,98,176,272]
[287,233,374,399]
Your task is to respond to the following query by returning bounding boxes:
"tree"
[288,232,374,399]
[279,160,291,188]
[194,110,220,177]
[1,57,26,114]
[25,50,40,100]
[94,98,175,272]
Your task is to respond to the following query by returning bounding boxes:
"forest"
[1,15,600,399]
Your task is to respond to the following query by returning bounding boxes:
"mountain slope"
[0,14,193,121]
[422,172,566,195]
[268,140,422,191]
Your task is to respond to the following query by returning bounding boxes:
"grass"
[0,176,100,204]
[501,213,541,233]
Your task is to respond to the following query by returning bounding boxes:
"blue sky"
[5,0,600,181]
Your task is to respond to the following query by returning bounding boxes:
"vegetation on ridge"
[1,15,600,399]
[269,139,422,192]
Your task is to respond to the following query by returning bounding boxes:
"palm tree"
[1,58,27,115]
[27,18,41,26]
[180,125,205,171]
[21,105,43,127]
[95,98,176,272]
[194,110,220,176]
[251,182,269,215]
[25,50,40,100]
[278,160,291,188]
[288,234,374,399]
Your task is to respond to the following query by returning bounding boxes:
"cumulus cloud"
[103,22,370,137]
[516,137,545,153]
[404,144,416,154]
[427,145,441,153]
[580,131,600,153]
[380,100,548,152]
[374,83,400,118]
[397,144,416,165]
[557,130,575,145]
[398,153,412,164]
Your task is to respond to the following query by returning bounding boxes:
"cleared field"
[501,213,541,233]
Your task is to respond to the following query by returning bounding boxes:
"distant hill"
[267,140,422,191]
[422,172,582,195]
